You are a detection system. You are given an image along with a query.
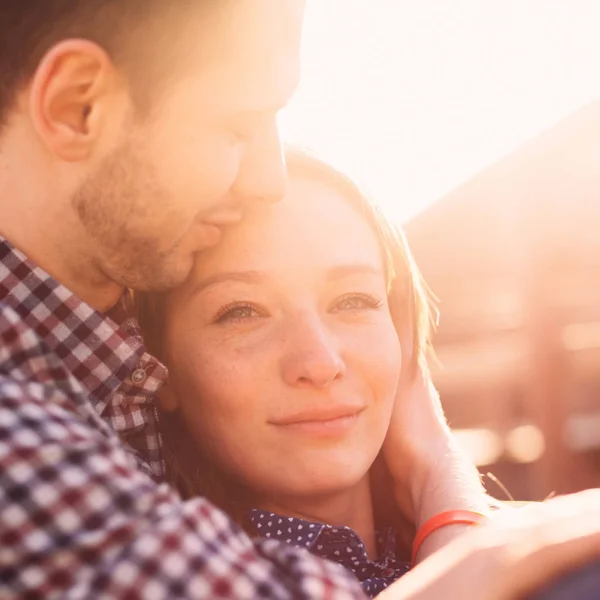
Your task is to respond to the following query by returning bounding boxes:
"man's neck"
[258,475,378,558]
[0,224,124,312]
[0,133,124,312]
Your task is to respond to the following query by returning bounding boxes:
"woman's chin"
[230,442,381,503]
[261,464,370,500]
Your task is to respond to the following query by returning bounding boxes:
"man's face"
[73,0,303,291]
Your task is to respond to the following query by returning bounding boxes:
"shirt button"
[130,368,147,384]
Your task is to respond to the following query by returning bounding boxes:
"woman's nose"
[280,317,346,388]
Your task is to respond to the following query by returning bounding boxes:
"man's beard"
[71,140,188,292]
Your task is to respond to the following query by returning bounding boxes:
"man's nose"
[232,120,286,205]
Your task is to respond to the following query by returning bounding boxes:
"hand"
[383,362,491,559]
[378,489,600,600]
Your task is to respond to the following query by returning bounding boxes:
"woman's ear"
[157,382,179,413]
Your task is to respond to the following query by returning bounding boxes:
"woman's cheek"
[185,361,274,484]
[197,347,266,420]
[177,361,251,461]
[350,319,402,372]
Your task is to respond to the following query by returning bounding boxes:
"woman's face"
[162,175,403,500]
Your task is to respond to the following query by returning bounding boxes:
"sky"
[280,0,600,224]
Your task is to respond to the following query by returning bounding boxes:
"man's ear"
[157,382,180,413]
[27,39,128,162]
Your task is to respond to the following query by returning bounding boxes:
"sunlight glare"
[281,0,600,224]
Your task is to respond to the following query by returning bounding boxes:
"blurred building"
[405,100,600,501]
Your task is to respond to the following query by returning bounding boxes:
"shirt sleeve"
[0,308,366,599]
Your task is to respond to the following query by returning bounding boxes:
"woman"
[137,148,433,596]
[135,150,600,600]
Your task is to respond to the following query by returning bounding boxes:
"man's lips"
[191,222,223,249]
[200,208,244,227]
[190,208,244,250]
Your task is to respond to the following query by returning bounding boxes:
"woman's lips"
[275,413,361,437]
[270,406,365,438]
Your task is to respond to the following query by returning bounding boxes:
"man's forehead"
[185,0,303,110]
[205,0,304,60]
[207,57,300,113]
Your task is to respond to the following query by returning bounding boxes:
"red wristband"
[411,510,487,567]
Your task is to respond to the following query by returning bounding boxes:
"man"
[0,0,485,596]
[2,1,600,599]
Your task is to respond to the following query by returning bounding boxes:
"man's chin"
[117,257,194,293]
[191,223,224,250]
[131,225,224,291]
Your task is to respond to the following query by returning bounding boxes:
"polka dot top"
[247,509,410,598]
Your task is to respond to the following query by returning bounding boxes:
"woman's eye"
[333,293,383,312]
[214,303,261,324]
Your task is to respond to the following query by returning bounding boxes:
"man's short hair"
[0,1,219,129]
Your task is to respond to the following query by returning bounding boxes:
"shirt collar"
[0,236,143,414]
[247,508,396,562]
[247,508,408,596]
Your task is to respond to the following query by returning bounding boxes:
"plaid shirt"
[0,237,366,599]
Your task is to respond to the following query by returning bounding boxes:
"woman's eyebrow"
[191,271,267,296]
[189,265,382,297]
